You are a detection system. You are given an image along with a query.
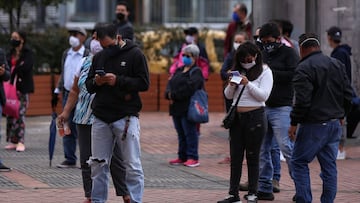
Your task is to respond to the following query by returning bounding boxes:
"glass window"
[70,0,98,22]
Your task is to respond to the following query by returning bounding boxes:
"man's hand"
[288,125,297,141]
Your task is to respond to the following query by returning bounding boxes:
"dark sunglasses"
[182,54,192,57]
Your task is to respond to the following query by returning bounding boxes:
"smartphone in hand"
[230,71,242,84]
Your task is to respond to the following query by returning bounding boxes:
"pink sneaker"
[169,158,184,165]
[16,143,25,152]
[184,159,200,167]
[5,143,17,150]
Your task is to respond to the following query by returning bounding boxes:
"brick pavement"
[0,112,359,203]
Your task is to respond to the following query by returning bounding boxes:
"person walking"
[327,26,353,159]
[0,47,11,171]
[4,30,34,152]
[166,44,205,168]
[54,27,89,168]
[218,42,273,203]
[223,3,252,58]
[289,33,353,203]
[85,23,149,203]
[256,22,299,201]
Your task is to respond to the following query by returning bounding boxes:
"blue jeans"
[89,116,144,203]
[291,120,341,203]
[62,91,77,164]
[172,115,199,161]
[271,137,281,181]
[259,106,294,193]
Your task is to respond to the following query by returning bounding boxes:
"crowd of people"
[0,1,358,203]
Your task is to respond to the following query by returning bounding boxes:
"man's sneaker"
[243,194,258,202]
[256,191,274,201]
[56,160,76,168]
[272,179,280,193]
[183,159,200,167]
[169,158,184,165]
[336,150,346,160]
[239,181,249,191]
[217,195,242,203]
[0,163,11,172]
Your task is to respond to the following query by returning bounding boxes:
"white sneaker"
[280,151,286,162]
[336,150,346,160]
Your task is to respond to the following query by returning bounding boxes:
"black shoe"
[217,195,241,203]
[257,191,274,201]
[292,194,296,202]
[56,160,76,168]
[272,179,280,193]
[0,163,11,172]
[239,181,249,191]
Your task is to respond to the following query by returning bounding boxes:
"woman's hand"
[240,75,249,86]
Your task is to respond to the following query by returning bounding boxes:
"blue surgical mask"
[232,12,240,22]
[182,56,192,66]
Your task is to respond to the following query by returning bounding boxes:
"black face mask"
[116,13,125,21]
[10,39,21,47]
[263,42,281,54]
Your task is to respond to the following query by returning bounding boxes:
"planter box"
[27,74,225,116]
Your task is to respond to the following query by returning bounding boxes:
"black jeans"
[77,124,92,198]
[228,107,266,196]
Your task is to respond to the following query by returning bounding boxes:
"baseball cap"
[68,27,87,36]
[184,27,199,35]
[327,26,342,41]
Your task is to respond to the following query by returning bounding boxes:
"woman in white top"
[218,42,273,203]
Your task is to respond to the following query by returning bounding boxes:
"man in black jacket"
[255,22,299,201]
[85,23,149,203]
[289,33,353,203]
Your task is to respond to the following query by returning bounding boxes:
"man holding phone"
[85,23,149,203]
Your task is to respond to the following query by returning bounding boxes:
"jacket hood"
[336,44,352,56]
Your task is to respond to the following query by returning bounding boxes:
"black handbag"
[222,86,246,129]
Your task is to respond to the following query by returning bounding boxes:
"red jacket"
[224,21,252,58]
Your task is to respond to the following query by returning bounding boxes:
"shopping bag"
[187,89,209,123]
[3,82,20,119]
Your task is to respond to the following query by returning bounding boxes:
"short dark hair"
[239,3,248,15]
[299,33,320,48]
[259,22,280,39]
[281,20,294,37]
[117,1,129,11]
[16,30,27,44]
[96,23,117,40]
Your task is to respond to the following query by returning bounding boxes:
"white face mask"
[240,61,256,70]
[233,42,241,50]
[69,36,80,48]
[185,35,194,44]
[90,39,103,55]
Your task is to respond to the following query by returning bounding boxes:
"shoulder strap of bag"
[233,86,246,107]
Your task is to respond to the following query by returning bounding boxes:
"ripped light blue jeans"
[89,116,144,203]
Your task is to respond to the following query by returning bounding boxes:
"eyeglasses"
[182,54,191,58]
